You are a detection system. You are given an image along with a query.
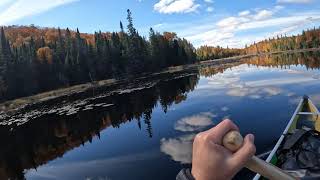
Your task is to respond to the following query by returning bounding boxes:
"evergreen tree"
[126,9,144,74]
[120,21,124,33]
[0,27,11,67]
[0,27,12,100]
[0,10,198,102]
[56,28,65,64]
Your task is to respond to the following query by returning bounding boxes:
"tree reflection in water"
[0,51,320,179]
[0,69,201,179]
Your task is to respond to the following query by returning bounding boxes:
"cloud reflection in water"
[199,65,320,99]
[174,112,215,132]
[160,134,195,164]
[161,112,215,164]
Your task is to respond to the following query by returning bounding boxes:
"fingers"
[230,134,256,169]
[206,119,239,144]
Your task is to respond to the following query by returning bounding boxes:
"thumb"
[230,134,256,170]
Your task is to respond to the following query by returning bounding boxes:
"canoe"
[253,95,320,180]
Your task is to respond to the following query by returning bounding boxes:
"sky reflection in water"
[0,52,320,180]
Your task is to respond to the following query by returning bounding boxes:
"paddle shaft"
[222,131,296,180]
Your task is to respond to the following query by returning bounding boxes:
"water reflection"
[160,112,216,164]
[160,134,195,164]
[174,112,215,132]
[0,71,200,179]
[0,51,320,179]
[246,51,320,69]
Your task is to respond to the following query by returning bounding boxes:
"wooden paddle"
[222,131,296,180]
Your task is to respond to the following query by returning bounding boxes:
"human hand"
[191,119,256,180]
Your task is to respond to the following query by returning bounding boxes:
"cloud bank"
[0,0,78,25]
[277,0,314,4]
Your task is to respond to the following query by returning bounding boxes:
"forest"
[245,27,320,54]
[0,8,320,102]
[0,9,196,102]
[196,46,245,61]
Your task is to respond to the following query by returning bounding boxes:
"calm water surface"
[1,52,320,180]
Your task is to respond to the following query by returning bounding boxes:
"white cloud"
[0,0,78,25]
[154,0,200,14]
[238,10,250,16]
[153,23,164,28]
[182,6,320,48]
[204,0,214,3]
[254,10,274,20]
[0,0,12,8]
[174,112,215,132]
[277,0,313,3]
[216,16,250,29]
[237,16,316,31]
[206,7,214,12]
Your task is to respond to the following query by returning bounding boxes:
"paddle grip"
[222,131,296,180]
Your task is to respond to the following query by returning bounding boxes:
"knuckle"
[223,119,232,126]
[195,132,204,141]
[247,143,256,155]
[195,132,209,142]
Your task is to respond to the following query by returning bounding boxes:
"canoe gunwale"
[252,97,305,180]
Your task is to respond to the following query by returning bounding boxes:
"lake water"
[1,52,320,180]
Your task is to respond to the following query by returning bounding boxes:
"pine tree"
[56,28,65,64]
[120,21,124,33]
[65,28,73,65]
[0,27,11,99]
[126,9,144,74]
[0,27,11,67]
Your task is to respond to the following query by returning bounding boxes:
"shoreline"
[200,47,320,64]
[0,64,198,114]
[1,48,319,114]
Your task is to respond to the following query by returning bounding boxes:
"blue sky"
[0,0,320,48]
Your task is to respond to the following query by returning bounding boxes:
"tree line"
[0,9,196,102]
[196,45,245,61]
[246,27,320,54]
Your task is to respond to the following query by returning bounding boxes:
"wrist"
[191,168,206,180]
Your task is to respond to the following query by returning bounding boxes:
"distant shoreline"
[200,47,320,64]
[1,48,320,114]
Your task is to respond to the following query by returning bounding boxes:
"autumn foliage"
[245,27,320,54]
[37,47,53,63]
[196,45,245,61]
[0,10,197,102]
